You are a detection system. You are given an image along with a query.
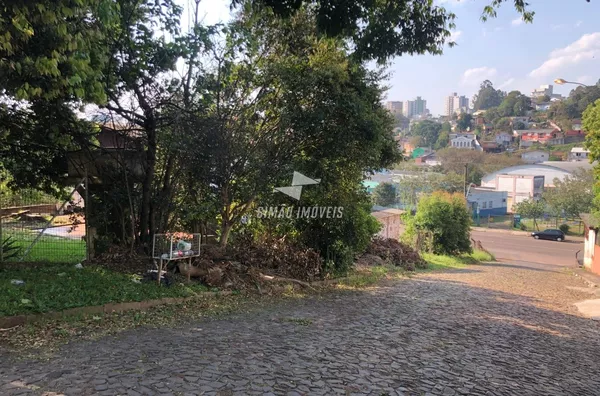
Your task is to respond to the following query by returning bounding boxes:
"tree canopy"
[472,80,505,111]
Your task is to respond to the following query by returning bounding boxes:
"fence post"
[85,171,90,262]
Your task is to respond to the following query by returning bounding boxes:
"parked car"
[531,229,565,241]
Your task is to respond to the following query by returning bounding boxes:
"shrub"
[559,224,570,234]
[404,192,471,255]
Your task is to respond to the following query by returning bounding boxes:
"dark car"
[531,229,565,241]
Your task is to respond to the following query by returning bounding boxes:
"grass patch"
[2,230,85,263]
[0,263,208,317]
[422,249,494,271]
[339,266,405,289]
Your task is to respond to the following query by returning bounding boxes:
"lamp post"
[554,78,588,88]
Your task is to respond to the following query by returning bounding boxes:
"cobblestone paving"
[2,260,600,395]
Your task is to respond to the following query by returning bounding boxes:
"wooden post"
[85,171,90,262]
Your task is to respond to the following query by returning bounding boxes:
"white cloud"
[498,78,516,90]
[462,67,498,85]
[529,32,600,78]
[511,17,523,26]
[450,30,462,43]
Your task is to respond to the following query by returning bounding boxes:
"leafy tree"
[535,94,551,104]
[514,199,545,230]
[549,81,600,121]
[183,9,400,246]
[513,121,527,130]
[0,0,118,102]
[472,80,505,111]
[497,90,531,117]
[456,113,473,131]
[441,121,452,133]
[410,120,442,147]
[436,148,523,184]
[494,117,513,133]
[434,130,450,150]
[372,183,397,207]
[396,172,463,209]
[584,98,600,212]
[543,169,594,219]
[404,192,471,255]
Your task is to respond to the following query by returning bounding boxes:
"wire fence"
[1,186,87,264]
[473,213,584,235]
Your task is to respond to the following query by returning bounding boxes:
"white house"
[449,133,482,150]
[535,102,551,111]
[466,188,508,216]
[495,133,512,146]
[569,147,590,162]
[521,150,549,164]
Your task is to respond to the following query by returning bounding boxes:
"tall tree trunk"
[139,121,157,244]
[219,221,232,247]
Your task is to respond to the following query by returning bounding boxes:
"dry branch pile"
[361,237,427,271]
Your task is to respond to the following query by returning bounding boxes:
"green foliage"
[0,0,118,102]
[372,183,397,207]
[472,80,505,111]
[543,169,594,218]
[456,113,473,131]
[1,237,23,261]
[404,192,472,255]
[436,148,523,185]
[410,120,443,147]
[434,130,450,150]
[514,199,545,230]
[559,224,570,234]
[549,82,600,121]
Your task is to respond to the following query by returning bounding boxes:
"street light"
[554,78,588,87]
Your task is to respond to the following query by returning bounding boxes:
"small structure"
[581,213,600,276]
[480,141,502,153]
[467,188,508,216]
[371,209,405,239]
[481,174,544,212]
[535,102,551,111]
[521,150,549,164]
[568,147,590,162]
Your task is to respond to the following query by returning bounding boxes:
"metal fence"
[473,213,583,235]
[0,183,87,264]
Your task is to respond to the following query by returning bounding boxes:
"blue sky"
[188,0,600,115]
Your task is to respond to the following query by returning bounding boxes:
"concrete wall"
[467,190,508,216]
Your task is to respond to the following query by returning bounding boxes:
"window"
[482,202,487,209]
[502,198,506,203]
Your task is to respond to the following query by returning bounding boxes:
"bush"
[559,224,570,234]
[404,192,472,255]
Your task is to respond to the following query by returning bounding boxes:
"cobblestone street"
[2,260,600,396]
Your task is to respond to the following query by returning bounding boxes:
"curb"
[571,268,600,289]
[471,227,530,236]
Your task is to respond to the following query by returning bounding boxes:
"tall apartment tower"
[403,97,427,118]
[445,93,469,116]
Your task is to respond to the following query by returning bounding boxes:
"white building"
[445,93,469,116]
[495,133,512,146]
[569,147,590,162]
[450,133,482,150]
[481,162,593,189]
[521,150,549,164]
[531,84,553,98]
[466,188,508,216]
[481,174,544,212]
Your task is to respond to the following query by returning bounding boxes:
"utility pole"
[463,163,469,197]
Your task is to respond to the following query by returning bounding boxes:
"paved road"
[472,230,583,267]
[2,258,600,395]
